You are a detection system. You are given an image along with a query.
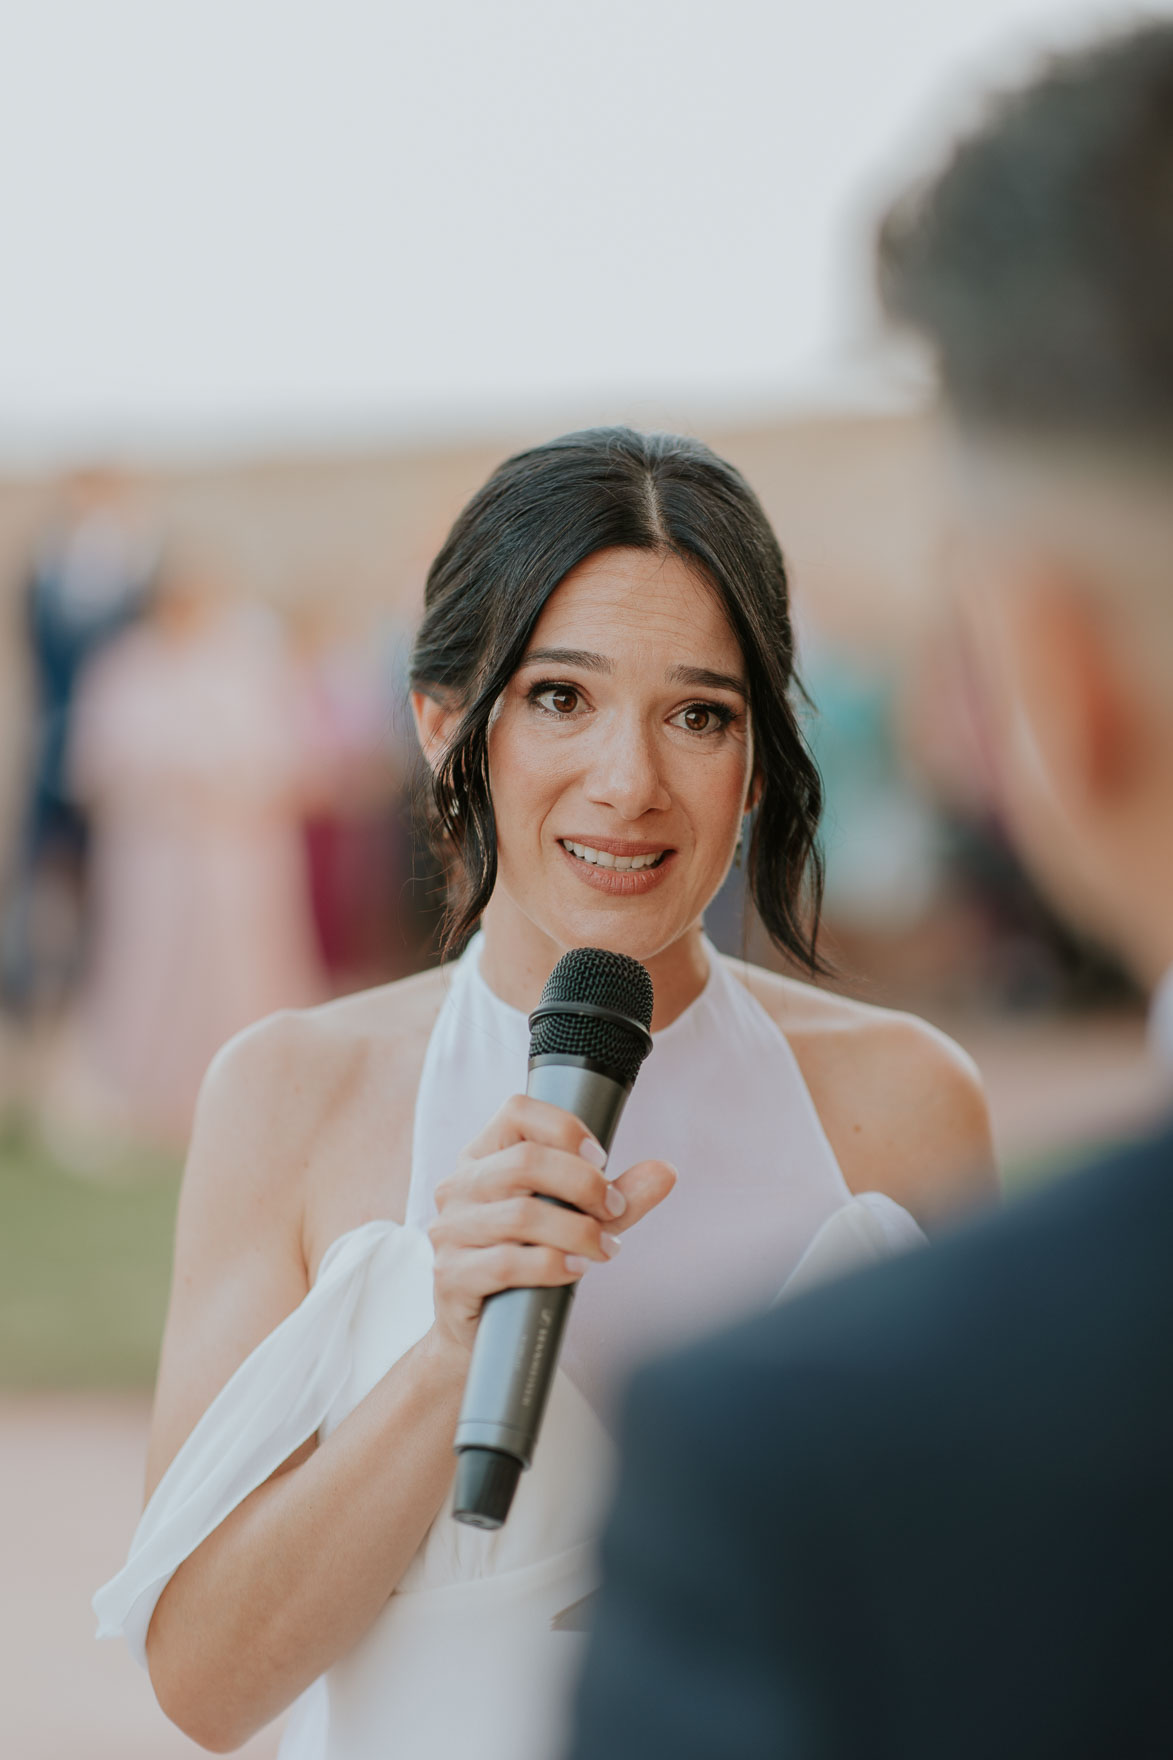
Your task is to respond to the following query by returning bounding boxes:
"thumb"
[608,1158,677,1232]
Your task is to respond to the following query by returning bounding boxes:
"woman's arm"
[149,1317,470,1752]
[144,1009,469,1751]
[143,1007,674,1753]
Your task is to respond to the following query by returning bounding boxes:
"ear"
[1007,578,1135,811]
[411,688,462,774]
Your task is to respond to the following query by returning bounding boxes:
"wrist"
[417,1322,473,1391]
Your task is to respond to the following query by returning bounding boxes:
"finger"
[442,1195,620,1262]
[450,1241,587,1301]
[463,1093,606,1166]
[469,1142,615,1222]
[606,1159,678,1235]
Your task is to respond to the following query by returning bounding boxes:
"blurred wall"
[0,409,945,848]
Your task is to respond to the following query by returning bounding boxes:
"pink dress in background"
[62,605,326,1142]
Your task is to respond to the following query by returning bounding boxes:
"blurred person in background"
[293,598,406,992]
[801,623,942,939]
[43,556,325,1158]
[93,429,994,1760]
[0,467,157,1018]
[572,23,1173,1760]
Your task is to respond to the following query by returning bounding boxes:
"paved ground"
[4,1011,1167,1758]
[1,1395,283,1760]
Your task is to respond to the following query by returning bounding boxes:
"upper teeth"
[562,841,662,871]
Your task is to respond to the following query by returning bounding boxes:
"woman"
[53,566,324,1150]
[95,429,996,1758]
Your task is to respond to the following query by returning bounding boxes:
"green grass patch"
[0,1115,181,1388]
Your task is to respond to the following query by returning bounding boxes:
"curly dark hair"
[409,426,826,969]
[877,21,1173,442]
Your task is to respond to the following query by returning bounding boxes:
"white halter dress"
[94,934,924,1759]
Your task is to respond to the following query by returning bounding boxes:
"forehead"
[529,547,740,661]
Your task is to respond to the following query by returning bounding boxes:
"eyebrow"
[667,664,748,697]
[521,646,612,674]
[520,647,747,698]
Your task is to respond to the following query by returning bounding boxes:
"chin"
[540,893,695,967]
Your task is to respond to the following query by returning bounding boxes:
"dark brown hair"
[877,21,1173,443]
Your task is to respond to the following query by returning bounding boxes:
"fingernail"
[580,1137,608,1171]
[565,1255,591,1276]
[605,1185,627,1217]
[602,1234,622,1258]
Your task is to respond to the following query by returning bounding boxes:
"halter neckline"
[464,930,721,1044]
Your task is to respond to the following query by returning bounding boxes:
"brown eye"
[669,701,735,736]
[533,684,581,715]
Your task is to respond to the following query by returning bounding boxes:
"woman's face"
[485,546,755,966]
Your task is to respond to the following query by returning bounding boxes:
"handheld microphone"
[451,946,654,1529]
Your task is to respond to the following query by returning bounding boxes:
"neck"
[476,896,712,1031]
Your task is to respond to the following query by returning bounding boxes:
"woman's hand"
[427,1094,676,1357]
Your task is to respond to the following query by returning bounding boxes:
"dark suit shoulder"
[591,1123,1173,1760]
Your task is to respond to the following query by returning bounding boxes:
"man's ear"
[1003,575,1135,813]
[411,688,461,774]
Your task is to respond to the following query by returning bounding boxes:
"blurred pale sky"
[2,0,1168,461]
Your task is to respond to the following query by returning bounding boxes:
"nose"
[582,713,672,820]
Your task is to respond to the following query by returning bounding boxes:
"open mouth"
[559,840,668,871]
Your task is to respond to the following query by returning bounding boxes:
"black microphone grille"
[540,947,654,1024]
[528,947,655,1086]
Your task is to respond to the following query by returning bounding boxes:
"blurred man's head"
[878,23,1173,983]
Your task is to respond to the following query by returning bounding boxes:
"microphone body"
[452,950,654,1529]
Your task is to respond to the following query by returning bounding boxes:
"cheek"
[486,713,571,845]
[997,706,1063,843]
[965,604,1061,837]
[678,749,752,852]
[987,702,1104,935]
[993,734,1105,933]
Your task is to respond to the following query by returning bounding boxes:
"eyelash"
[524,679,739,735]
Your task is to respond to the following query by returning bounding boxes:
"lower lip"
[556,842,675,895]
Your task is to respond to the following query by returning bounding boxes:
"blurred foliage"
[0,1115,180,1388]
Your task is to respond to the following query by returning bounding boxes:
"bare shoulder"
[196,964,450,1153]
[725,958,998,1229]
[148,964,451,1490]
[192,963,453,1251]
